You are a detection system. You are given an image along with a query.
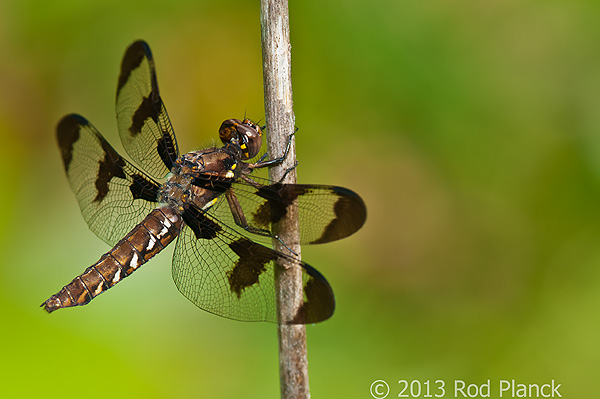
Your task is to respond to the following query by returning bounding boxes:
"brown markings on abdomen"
[41,206,182,313]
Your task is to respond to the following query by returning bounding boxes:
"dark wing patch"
[309,186,367,244]
[287,263,334,324]
[172,212,335,324]
[227,238,276,298]
[129,173,160,202]
[56,114,83,172]
[129,95,155,136]
[207,177,367,247]
[56,114,161,246]
[116,41,146,94]
[157,129,178,172]
[182,205,222,240]
[95,139,127,203]
[116,40,179,178]
[254,183,306,225]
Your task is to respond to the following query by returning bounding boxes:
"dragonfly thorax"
[159,148,237,213]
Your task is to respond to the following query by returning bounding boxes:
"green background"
[1,1,599,398]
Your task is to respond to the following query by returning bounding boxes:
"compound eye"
[219,119,243,144]
[238,124,262,160]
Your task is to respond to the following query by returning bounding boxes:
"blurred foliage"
[1,0,600,398]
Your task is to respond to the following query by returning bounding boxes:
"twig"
[260,1,310,398]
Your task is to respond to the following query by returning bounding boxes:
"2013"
[398,380,446,398]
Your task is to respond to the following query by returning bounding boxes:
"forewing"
[116,40,179,179]
[56,114,161,246]
[209,176,367,246]
[172,206,335,324]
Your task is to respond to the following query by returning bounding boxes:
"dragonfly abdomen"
[42,206,182,313]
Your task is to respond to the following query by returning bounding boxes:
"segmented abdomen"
[42,206,182,313]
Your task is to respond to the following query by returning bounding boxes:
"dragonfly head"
[219,118,263,160]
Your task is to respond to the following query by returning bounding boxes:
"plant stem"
[260,1,310,398]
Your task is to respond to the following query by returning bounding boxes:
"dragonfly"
[42,40,366,324]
